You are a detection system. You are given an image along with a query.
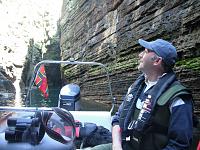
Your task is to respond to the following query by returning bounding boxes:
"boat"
[0,60,115,150]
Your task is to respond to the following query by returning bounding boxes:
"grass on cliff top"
[176,57,200,71]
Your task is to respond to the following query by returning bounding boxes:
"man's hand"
[112,144,123,150]
[112,125,123,150]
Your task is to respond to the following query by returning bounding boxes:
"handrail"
[0,106,52,112]
[25,60,115,113]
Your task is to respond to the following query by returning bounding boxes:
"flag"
[34,64,49,99]
[197,141,200,150]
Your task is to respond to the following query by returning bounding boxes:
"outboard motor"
[59,83,81,111]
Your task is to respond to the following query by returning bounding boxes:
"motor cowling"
[59,83,81,111]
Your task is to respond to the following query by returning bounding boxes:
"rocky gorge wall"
[59,0,200,114]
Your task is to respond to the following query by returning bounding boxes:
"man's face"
[137,48,159,73]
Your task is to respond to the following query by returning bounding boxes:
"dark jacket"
[112,73,193,150]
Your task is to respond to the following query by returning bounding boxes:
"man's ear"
[152,56,162,65]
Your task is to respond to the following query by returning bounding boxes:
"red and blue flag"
[34,64,49,99]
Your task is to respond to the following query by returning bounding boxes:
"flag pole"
[25,64,41,107]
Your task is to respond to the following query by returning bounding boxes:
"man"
[91,39,193,150]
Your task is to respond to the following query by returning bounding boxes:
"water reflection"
[0,98,15,107]
[0,92,17,107]
[29,88,60,107]
[0,88,111,111]
[30,88,111,111]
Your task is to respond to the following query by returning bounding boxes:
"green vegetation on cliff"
[62,54,139,79]
[176,57,200,71]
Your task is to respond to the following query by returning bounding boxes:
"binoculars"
[5,117,41,144]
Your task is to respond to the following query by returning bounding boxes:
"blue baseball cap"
[138,39,177,67]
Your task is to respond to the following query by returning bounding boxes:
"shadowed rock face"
[59,0,200,114]
[0,69,15,100]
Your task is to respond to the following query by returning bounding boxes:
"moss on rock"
[176,57,200,71]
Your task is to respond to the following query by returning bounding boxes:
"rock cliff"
[0,67,15,101]
[59,0,200,114]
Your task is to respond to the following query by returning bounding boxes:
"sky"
[0,0,63,67]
